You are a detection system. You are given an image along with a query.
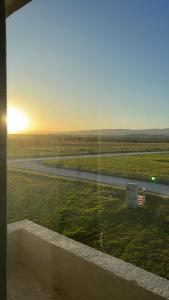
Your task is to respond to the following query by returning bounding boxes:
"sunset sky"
[6,0,169,132]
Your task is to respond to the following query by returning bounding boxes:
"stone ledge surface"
[8,220,169,300]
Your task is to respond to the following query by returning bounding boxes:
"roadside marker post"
[126,184,146,208]
[126,183,138,208]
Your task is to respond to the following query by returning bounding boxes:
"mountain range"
[63,128,169,137]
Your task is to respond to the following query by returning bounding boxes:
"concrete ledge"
[8,220,169,300]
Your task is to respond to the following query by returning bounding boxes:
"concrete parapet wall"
[8,221,23,269]
[8,220,169,300]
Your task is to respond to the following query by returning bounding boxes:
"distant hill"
[63,128,169,137]
[22,128,169,139]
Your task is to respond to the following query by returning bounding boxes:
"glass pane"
[7,1,169,299]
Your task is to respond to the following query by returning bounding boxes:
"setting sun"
[7,107,29,133]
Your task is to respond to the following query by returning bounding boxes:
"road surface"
[9,150,169,163]
[8,151,169,196]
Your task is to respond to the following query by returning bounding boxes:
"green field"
[8,134,169,158]
[43,153,169,184]
[8,170,169,279]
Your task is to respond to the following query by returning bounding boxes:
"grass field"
[43,153,169,184]
[8,134,169,158]
[8,170,169,279]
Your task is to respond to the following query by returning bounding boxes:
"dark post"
[0,0,7,299]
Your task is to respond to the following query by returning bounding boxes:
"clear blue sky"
[6,0,169,131]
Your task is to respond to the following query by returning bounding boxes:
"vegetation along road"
[8,170,169,279]
[9,151,169,196]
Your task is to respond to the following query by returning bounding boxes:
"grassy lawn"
[8,134,169,158]
[43,153,169,184]
[8,170,169,279]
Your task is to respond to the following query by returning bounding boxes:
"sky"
[6,0,169,132]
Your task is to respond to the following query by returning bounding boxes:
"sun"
[7,107,29,133]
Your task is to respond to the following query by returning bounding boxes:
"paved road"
[8,152,169,196]
[9,150,169,163]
